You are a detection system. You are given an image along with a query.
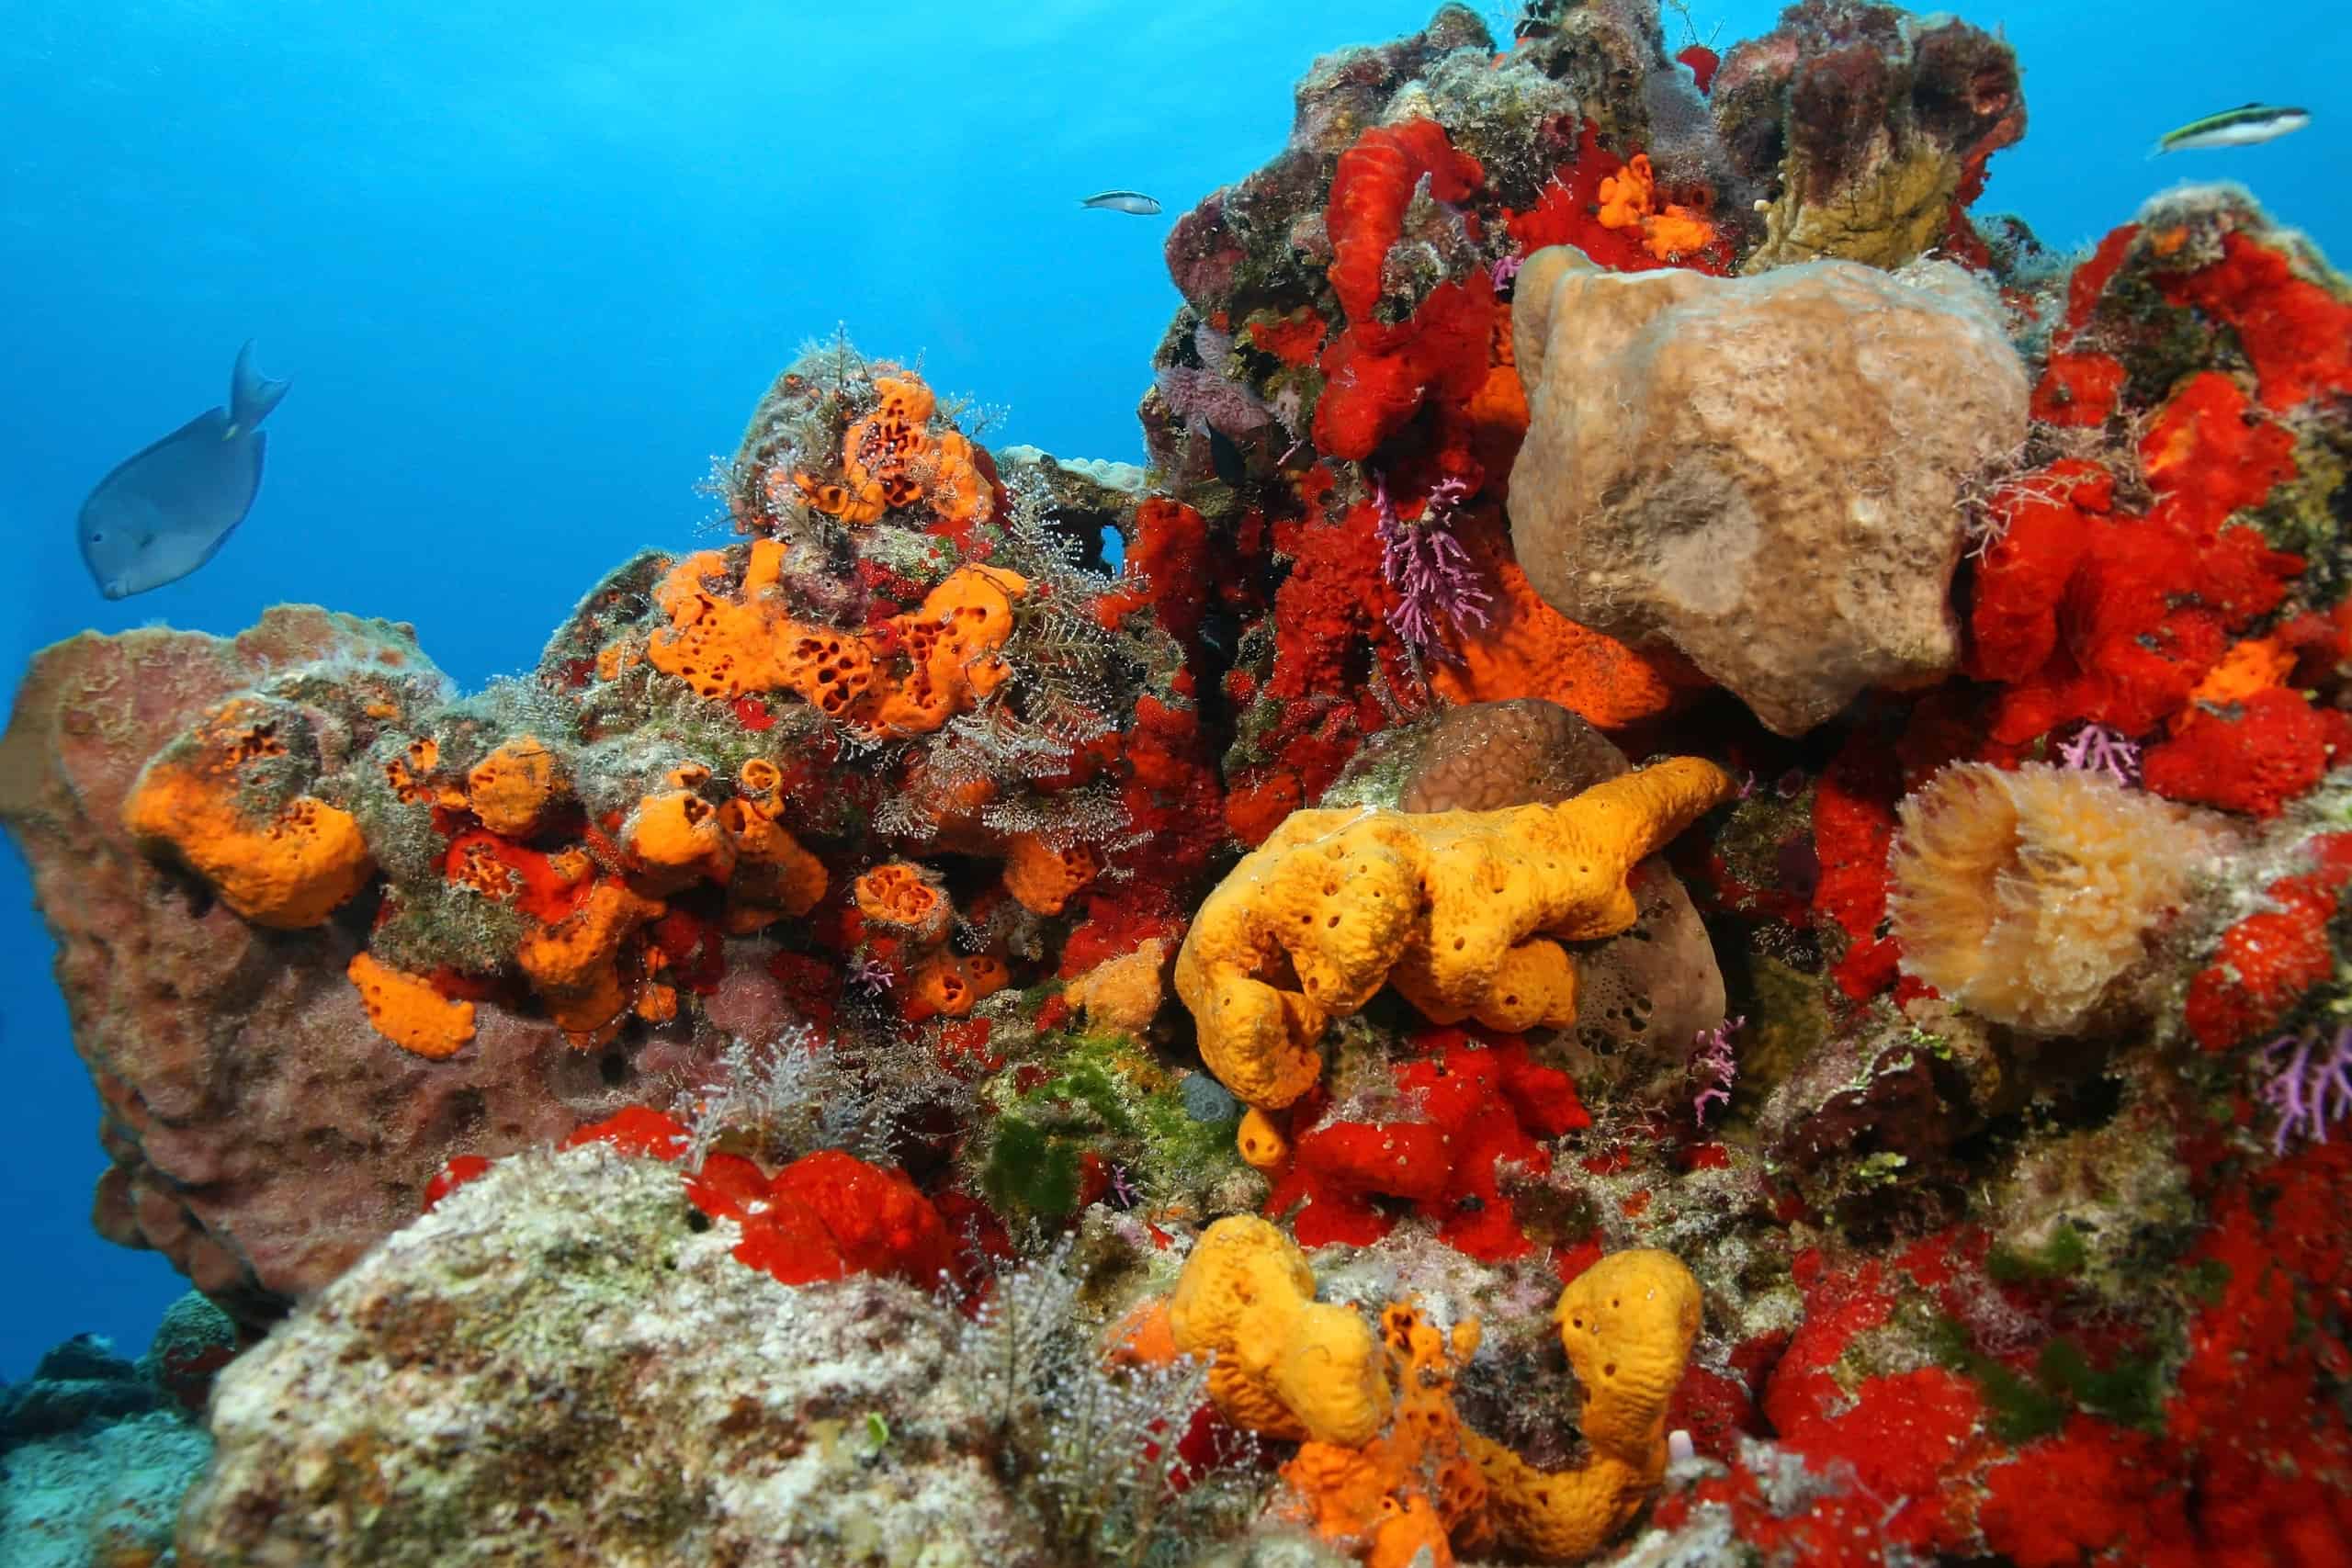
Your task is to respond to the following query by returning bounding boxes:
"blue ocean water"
[1,0,2341,1370]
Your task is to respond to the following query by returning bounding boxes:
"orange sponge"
[121,699,376,930]
[515,880,665,1043]
[466,736,564,837]
[347,952,475,1059]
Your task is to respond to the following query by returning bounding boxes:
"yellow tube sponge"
[1462,1249,1702,1562]
[1173,759,1732,1108]
[1169,1216,1390,1448]
[1887,761,2212,1033]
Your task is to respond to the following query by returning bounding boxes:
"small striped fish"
[1079,190,1162,215]
[2151,103,2310,156]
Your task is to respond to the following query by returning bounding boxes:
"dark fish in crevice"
[1206,424,1248,489]
[78,341,290,599]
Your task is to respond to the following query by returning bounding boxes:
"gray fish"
[2151,103,2311,156]
[1079,189,1162,216]
[78,342,290,600]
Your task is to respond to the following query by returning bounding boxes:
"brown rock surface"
[1507,246,2028,737]
[0,610,647,1324]
[1711,2,2024,272]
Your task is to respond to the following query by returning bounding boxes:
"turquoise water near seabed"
[1,0,2342,1369]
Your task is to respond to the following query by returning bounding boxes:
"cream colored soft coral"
[1888,762,2213,1033]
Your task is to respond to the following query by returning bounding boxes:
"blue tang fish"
[78,342,290,599]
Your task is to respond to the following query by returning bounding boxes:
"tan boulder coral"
[1508,244,2028,737]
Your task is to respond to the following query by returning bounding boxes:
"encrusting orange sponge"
[1281,1304,1490,1567]
[1173,759,1733,1108]
[1002,832,1102,916]
[346,952,476,1060]
[641,542,1026,738]
[465,736,564,837]
[1594,152,1716,262]
[515,880,665,1043]
[1061,937,1169,1037]
[120,698,376,930]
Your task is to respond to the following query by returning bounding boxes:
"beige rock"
[1507,245,2028,736]
[1065,937,1170,1037]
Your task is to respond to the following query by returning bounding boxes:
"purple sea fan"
[2258,1024,2352,1154]
[1374,473,1493,659]
[2055,722,2142,787]
[1690,1015,1745,1127]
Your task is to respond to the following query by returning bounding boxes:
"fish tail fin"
[229,340,291,432]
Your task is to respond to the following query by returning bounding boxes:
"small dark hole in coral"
[599,1051,629,1087]
[684,1209,711,1233]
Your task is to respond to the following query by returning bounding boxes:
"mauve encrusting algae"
[3,2,2350,1563]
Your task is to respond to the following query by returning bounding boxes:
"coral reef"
[5,3,2352,1563]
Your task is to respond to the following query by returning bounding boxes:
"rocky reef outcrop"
[178,1144,1049,1567]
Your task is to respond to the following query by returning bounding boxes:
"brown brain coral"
[1887,762,2217,1033]
[1396,697,1634,814]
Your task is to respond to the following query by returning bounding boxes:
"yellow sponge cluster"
[1165,1223,1704,1564]
[1168,1216,1391,1448]
[1460,1249,1702,1561]
[1173,759,1733,1108]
